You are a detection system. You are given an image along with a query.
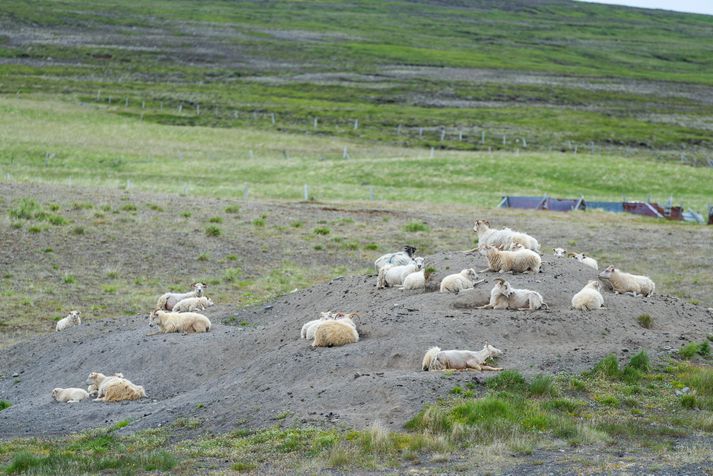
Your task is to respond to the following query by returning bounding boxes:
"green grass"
[205,225,221,237]
[0,400,10,411]
[637,313,653,329]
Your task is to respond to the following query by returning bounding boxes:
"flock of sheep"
[51,283,214,403]
[50,218,657,402]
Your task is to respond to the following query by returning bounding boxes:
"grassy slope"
[0,0,712,156]
[2,97,713,210]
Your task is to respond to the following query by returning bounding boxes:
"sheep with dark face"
[374,245,417,271]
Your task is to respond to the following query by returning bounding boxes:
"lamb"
[312,319,359,347]
[598,266,655,297]
[480,245,541,274]
[572,252,598,271]
[399,266,437,291]
[480,278,548,311]
[149,309,211,333]
[374,245,417,271]
[377,257,424,288]
[301,312,357,340]
[553,247,566,257]
[470,219,541,254]
[86,372,145,402]
[571,280,605,310]
[52,387,90,403]
[439,268,483,294]
[156,282,207,311]
[422,344,503,371]
[172,296,214,312]
[56,310,81,332]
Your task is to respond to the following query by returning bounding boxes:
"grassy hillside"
[0,0,712,159]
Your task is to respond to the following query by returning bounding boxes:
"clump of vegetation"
[120,203,137,212]
[63,274,76,284]
[181,211,192,218]
[225,205,240,214]
[8,198,42,220]
[205,225,221,237]
[313,226,330,235]
[637,313,653,329]
[72,226,85,235]
[208,216,223,223]
[197,253,210,262]
[679,341,710,360]
[0,400,11,411]
[252,218,266,227]
[148,204,163,211]
[529,375,557,398]
[404,221,430,232]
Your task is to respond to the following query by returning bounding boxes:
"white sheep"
[439,268,482,294]
[52,387,89,403]
[374,245,417,271]
[156,282,207,311]
[312,320,359,347]
[553,247,566,257]
[149,310,211,333]
[571,280,605,310]
[172,296,214,312]
[480,245,541,274]
[56,310,81,332]
[300,312,356,340]
[377,257,424,288]
[598,266,655,297]
[572,252,598,271]
[480,278,548,311]
[471,219,541,254]
[86,372,145,402]
[421,344,503,371]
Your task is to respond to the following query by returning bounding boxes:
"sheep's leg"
[479,365,502,372]
[145,331,161,337]
[478,304,494,309]
[478,268,492,273]
[465,359,482,371]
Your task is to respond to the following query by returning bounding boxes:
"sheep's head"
[587,280,601,290]
[473,219,490,233]
[509,243,525,251]
[485,344,503,358]
[414,257,425,269]
[404,245,417,257]
[493,278,512,297]
[464,268,478,281]
[67,310,81,323]
[205,297,215,306]
[86,372,101,385]
[481,244,499,256]
[148,310,162,326]
[553,248,566,257]
[599,265,616,279]
[51,388,61,399]
[573,253,586,261]
[191,282,207,296]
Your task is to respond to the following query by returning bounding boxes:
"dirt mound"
[1,252,711,437]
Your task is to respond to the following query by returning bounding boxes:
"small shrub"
[72,226,85,235]
[208,216,223,223]
[28,225,42,234]
[314,245,323,250]
[63,274,76,284]
[626,351,650,372]
[225,205,240,214]
[181,211,192,218]
[637,314,653,329]
[205,225,221,237]
[252,218,266,227]
[364,242,378,250]
[313,226,330,235]
[529,374,557,397]
[47,214,67,225]
[120,203,137,212]
[593,354,620,379]
[48,203,60,211]
[8,198,41,220]
[197,253,209,262]
[486,370,527,393]
[680,394,697,409]
[404,221,429,233]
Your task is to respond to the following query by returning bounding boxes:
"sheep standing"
[156,282,207,311]
[422,344,503,371]
[480,245,541,274]
[374,245,417,272]
[312,320,359,348]
[480,278,548,311]
[377,257,424,288]
[471,220,541,253]
[86,372,145,402]
[149,310,211,333]
[573,253,598,271]
[52,387,89,403]
[172,296,214,312]
[571,280,605,310]
[56,311,81,332]
[598,266,655,297]
[439,269,482,294]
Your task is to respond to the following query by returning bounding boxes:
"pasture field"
[1,0,712,474]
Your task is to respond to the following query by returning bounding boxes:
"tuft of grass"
[637,314,653,329]
[223,267,242,283]
[0,400,11,411]
[486,370,527,393]
[627,351,650,372]
[529,375,557,398]
[313,226,330,235]
[592,354,620,379]
[147,204,163,211]
[112,420,130,430]
[102,284,117,294]
[232,461,257,472]
[72,226,85,235]
[679,341,710,360]
[47,214,67,225]
[180,211,192,218]
[120,203,137,212]
[205,225,221,237]
[63,274,76,284]
[364,242,378,250]
[208,216,223,223]
[197,253,210,262]
[252,218,266,227]
[8,198,41,220]
[225,205,240,214]
[404,221,430,233]
[28,225,42,234]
